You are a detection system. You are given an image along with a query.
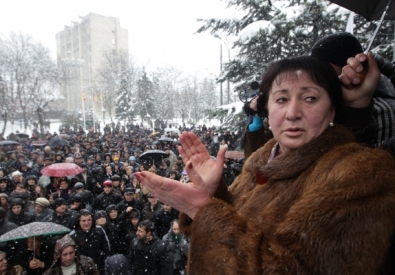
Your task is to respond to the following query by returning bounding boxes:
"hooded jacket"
[7,199,34,227]
[179,125,395,275]
[43,236,99,275]
[104,254,131,275]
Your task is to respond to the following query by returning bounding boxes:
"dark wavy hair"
[257,56,343,122]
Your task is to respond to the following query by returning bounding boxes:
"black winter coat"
[116,199,143,215]
[49,209,79,230]
[150,209,180,239]
[7,212,35,227]
[129,236,173,275]
[70,225,111,274]
[93,192,122,212]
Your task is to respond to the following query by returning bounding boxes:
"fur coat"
[179,125,395,275]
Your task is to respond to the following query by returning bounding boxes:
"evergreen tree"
[115,56,139,122]
[135,69,155,123]
[198,0,394,93]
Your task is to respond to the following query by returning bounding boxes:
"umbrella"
[0,140,19,146]
[41,163,84,177]
[329,0,395,51]
[15,133,29,139]
[32,141,48,146]
[48,136,68,147]
[158,136,174,143]
[0,222,70,242]
[58,134,71,139]
[139,150,169,166]
[329,0,395,21]
[225,150,245,160]
[164,128,181,135]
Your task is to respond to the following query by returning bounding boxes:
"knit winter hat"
[105,204,117,215]
[310,33,363,68]
[94,210,107,221]
[129,208,140,219]
[9,198,24,208]
[54,198,66,209]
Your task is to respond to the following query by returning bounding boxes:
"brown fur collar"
[248,124,355,180]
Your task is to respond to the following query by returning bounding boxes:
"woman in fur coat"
[135,54,395,274]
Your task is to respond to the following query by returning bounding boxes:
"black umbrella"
[15,133,29,139]
[0,140,19,146]
[329,0,395,21]
[139,150,169,166]
[48,136,69,147]
[329,0,395,51]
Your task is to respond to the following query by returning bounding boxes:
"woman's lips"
[283,128,303,136]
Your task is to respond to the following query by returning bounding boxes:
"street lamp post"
[214,34,231,104]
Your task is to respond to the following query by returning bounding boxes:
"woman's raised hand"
[178,131,227,197]
[134,170,209,219]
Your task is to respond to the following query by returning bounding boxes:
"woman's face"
[60,181,68,189]
[267,71,334,154]
[109,210,118,219]
[0,197,7,205]
[35,186,42,193]
[172,222,180,235]
[27,179,35,186]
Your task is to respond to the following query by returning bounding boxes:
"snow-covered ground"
[0,101,243,138]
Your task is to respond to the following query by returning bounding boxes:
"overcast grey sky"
[0,0,241,76]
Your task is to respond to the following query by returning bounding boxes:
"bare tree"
[0,33,59,132]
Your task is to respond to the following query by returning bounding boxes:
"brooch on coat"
[256,170,268,185]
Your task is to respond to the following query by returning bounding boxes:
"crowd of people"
[1,31,395,275]
[0,122,242,275]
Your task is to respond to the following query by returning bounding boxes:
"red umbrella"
[40,163,83,177]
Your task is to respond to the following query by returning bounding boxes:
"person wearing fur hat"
[43,236,99,275]
[7,198,34,227]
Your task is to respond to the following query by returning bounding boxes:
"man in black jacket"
[92,180,122,212]
[116,188,143,217]
[69,210,111,274]
[49,198,78,230]
[129,220,173,275]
